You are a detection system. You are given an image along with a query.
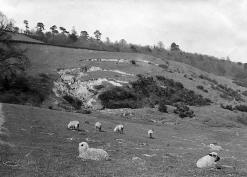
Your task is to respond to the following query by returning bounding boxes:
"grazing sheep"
[148,129,154,138]
[95,122,102,131]
[209,144,223,151]
[196,152,220,168]
[114,124,124,134]
[67,121,80,130]
[78,142,110,161]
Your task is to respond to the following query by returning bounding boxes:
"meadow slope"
[1,103,247,177]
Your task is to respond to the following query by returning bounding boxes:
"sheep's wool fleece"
[79,143,109,161]
[196,155,216,168]
[68,121,79,128]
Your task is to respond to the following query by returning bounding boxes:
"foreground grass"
[1,103,247,177]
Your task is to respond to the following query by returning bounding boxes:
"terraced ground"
[1,103,247,177]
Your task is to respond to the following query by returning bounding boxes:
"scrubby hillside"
[12,42,246,110]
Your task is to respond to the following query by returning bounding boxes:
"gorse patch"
[98,75,211,109]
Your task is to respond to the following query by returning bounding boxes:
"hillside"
[14,43,247,109]
[1,103,247,177]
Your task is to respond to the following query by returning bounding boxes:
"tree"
[119,39,127,48]
[59,27,69,34]
[80,30,89,40]
[94,30,102,41]
[23,20,29,34]
[36,22,45,32]
[157,41,164,49]
[170,42,180,51]
[69,27,78,42]
[0,12,29,88]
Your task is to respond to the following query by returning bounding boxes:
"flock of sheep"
[68,120,223,169]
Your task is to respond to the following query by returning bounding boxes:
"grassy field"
[1,103,247,177]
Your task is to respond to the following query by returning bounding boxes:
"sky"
[1,0,247,62]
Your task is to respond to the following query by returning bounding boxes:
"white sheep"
[196,152,220,168]
[78,142,110,161]
[148,129,154,138]
[95,122,102,131]
[209,144,223,151]
[114,124,124,134]
[67,120,80,130]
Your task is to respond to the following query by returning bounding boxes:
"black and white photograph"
[1,0,247,176]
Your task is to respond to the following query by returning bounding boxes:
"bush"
[158,64,168,70]
[199,75,218,85]
[98,75,211,109]
[220,104,234,111]
[242,90,247,96]
[235,105,247,112]
[196,85,208,93]
[63,95,82,110]
[174,103,194,118]
[130,60,136,65]
[158,100,168,113]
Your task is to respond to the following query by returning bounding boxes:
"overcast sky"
[1,0,247,62]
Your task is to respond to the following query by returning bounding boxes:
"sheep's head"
[79,142,89,150]
[209,152,220,162]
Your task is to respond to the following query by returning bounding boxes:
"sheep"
[148,129,154,139]
[209,144,223,151]
[67,120,80,130]
[78,142,110,161]
[114,124,124,134]
[196,152,220,168]
[95,121,102,131]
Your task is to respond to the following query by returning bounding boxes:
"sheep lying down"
[78,142,110,161]
[196,152,220,168]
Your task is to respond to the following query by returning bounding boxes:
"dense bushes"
[63,95,82,110]
[158,100,168,113]
[99,75,211,110]
[220,104,234,111]
[173,103,194,118]
[0,74,52,106]
[235,105,247,112]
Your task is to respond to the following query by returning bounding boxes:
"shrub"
[199,74,218,85]
[158,64,168,70]
[220,104,234,111]
[130,60,136,65]
[94,84,104,90]
[235,105,247,112]
[242,90,247,96]
[158,100,168,113]
[63,95,82,110]
[98,75,211,109]
[174,103,194,118]
[196,85,208,93]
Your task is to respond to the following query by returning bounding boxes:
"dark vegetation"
[173,103,194,118]
[62,95,82,110]
[0,74,53,106]
[220,104,234,111]
[99,75,210,117]
[158,100,168,113]
[196,85,208,93]
[235,105,247,112]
